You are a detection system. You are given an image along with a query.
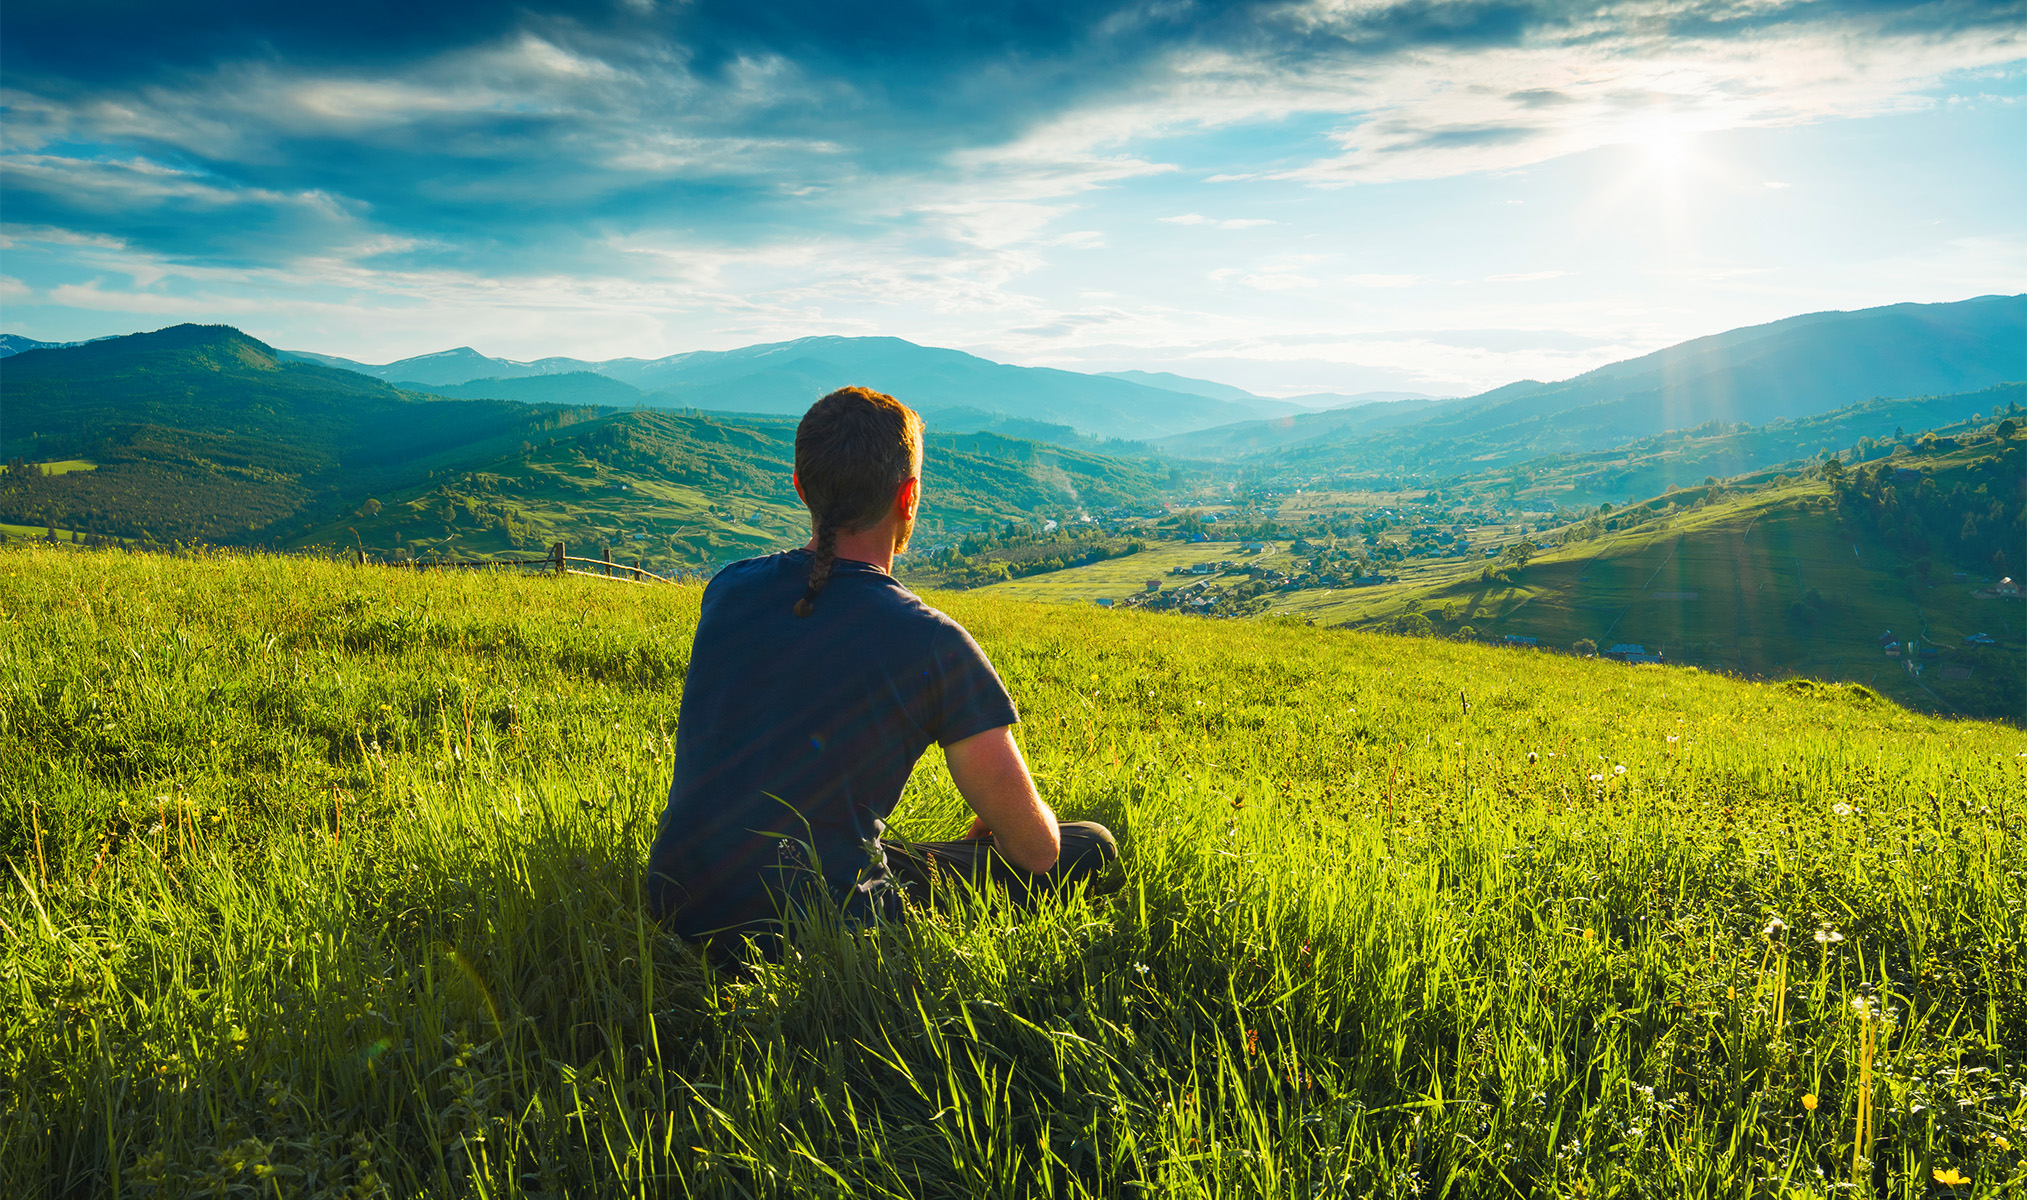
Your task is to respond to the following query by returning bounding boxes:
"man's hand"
[943,725,1060,873]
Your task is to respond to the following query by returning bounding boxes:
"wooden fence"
[392,542,682,584]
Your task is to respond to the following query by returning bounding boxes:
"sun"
[1642,130,1691,172]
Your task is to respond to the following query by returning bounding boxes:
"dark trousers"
[885,821,1121,907]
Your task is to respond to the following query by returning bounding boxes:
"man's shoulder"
[703,551,799,597]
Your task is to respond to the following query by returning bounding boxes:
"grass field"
[4,544,2025,1197]
[975,540,1284,603]
[0,524,78,542]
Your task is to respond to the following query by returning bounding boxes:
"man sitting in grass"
[645,386,1119,948]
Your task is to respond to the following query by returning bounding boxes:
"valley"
[2,297,2021,722]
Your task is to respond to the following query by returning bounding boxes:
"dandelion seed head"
[1613,764,1627,775]
[1589,773,1605,782]
[1833,803,1853,817]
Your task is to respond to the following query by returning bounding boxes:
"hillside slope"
[0,325,582,544]
[288,411,1169,568]
[5,547,2021,1195]
[0,325,1171,562]
[1169,294,2027,469]
[1289,443,2024,721]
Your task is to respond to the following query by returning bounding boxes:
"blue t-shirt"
[646,549,1019,938]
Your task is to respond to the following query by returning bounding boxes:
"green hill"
[295,410,1170,569]
[1280,438,2024,722]
[1166,294,2027,471]
[0,324,587,545]
[0,326,1171,566]
[1475,383,2025,506]
[4,547,2021,1194]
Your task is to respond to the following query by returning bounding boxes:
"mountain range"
[0,325,1171,559]
[282,337,1319,441]
[1160,295,2026,471]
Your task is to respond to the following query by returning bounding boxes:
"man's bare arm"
[942,726,1060,873]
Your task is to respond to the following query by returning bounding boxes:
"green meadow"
[973,539,1280,604]
[4,545,2025,1197]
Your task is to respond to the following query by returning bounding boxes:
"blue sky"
[2,0,2022,397]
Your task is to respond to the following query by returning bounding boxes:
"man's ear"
[792,471,805,506]
[895,476,920,521]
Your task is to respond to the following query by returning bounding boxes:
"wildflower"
[1583,928,1595,940]
[1934,1167,1971,1186]
[1666,734,1679,742]
[1833,803,1853,817]
[1992,1135,2012,1153]
[1814,927,1844,944]
[1802,1094,1818,1111]
[1134,963,1150,976]
[1589,773,1605,782]
[1613,764,1626,776]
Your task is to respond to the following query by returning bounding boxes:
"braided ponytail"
[791,387,924,617]
[795,516,842,617]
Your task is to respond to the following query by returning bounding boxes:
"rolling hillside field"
[973,539,1281,604]
[1292,479,2020,721]
[987,444,2024,722]
[4,545,2025,1196]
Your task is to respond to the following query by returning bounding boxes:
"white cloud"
[1485,270,1572,283]
[1160,213,1274,228]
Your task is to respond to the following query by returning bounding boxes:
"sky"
[2,0,2023,398]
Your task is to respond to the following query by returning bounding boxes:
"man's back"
[646,549,1018,937]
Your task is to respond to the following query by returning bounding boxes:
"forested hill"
[0,324,1169,562]
[1164,293,2027,470]
[0,324,589,475]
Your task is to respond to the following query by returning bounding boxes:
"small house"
[1095,597,1114,607]
[1997,577,2021,598]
